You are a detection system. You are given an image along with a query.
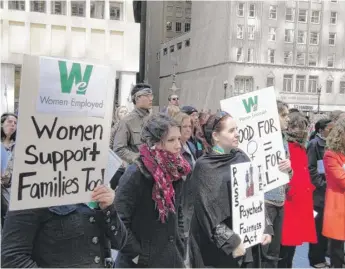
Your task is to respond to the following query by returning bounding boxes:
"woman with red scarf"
[279,112,317,268]
[114,114,191,268]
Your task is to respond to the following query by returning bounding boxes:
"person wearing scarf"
[114,114,191,268]
[188,112,273,268]
[279,112,317,268]
[307,118,333,268]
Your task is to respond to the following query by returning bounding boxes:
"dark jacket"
[189,150,274,268]
[181,141,197,237]
[114,159,186,268]
[1,202,127,268]
[113,108,150,164]
[307,135,327,208]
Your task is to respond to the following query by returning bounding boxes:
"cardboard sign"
[231,162,265,249]
[9,55,115,211]
[221,87,289,192]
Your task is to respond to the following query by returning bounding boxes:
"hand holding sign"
[232,242,246,258]
[91,185,115,210]
[278,159,291,173]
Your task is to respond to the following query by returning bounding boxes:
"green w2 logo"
[58,61,93,95]
[242,96,258,113]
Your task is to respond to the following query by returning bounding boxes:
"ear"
[212,131,220,143]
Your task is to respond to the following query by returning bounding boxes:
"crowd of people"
[1,82,345,268]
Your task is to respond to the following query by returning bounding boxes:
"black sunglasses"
[171,97,179,101]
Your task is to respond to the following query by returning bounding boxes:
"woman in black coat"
[307,118,333,268]
[114,114,191,268]
[189,112,273,268]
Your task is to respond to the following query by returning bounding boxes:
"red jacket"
[281,142,317,246]
[322,150,345,240]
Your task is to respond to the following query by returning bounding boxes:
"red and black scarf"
[139,144,191,223]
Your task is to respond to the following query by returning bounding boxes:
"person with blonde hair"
[166,104,181,118]
[322,117,345,268]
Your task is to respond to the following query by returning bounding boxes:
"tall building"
[159,1,345,113]
[1,0,140,113]
[143,0,192,105]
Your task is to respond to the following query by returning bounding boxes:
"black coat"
[1,203,127,268]
[114,159,186,268]
[307,135,327,209]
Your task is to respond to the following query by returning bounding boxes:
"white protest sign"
[37,57,108,118]
[221,87,289,192]
[231,162,265,249]
[105,149,122,185]
[9,55,115,210]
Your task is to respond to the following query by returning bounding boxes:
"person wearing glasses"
[168,94,180,107]
[188,112,273,268]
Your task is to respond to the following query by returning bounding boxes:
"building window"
[185,39,190,47]
[285,29,294,43]
[340,81,345,94]
[90,1,104,19]
[248,25,255,40]
[268,27,276,41]
[31,1,46,13]
[52,1,66,15]
[268,49,275,64]
[309,53,318,67]
[166,21,172,31]
[298,9,308,22]
[236,48,244,62]
[296,52,306,66]
[297,30,307,44]
[247,48,254,63]
[327,54,335,67]
[176,7,183,18]
[0,0,3,8]
[249,3,255,18]
[170,45,175,53]
[308,76,319,93]
[284,51,293,65]
[185,7,191,18]
[234,77,254,95]
[296,75,306,93]
[163,48,168,55]
[237,2,244,17]
[176,22,182,32]
[185,22,191,32]
[156,52,160,61]
[329,33,336,46]
[283,75,293,92]
[109,2,122,20]
[286,7,295,21]
[330,12,337,24]
[331,0,338,2]
[326,80,333,93]
[71,1,85,17]
[8,1,25,10]
[269,5,277,19]
[267,77,274,87]
[310,32,319,45]
[310,10,321,24]
[237,25,244,39]
[177,42,182,50]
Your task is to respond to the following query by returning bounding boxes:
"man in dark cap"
[113,83,153,164]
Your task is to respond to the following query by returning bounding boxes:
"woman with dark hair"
[308,118,333,268]
[1,112,17,228]
[189,112,273,268]
[322,118,345,268]
[279,112,317,268]
[114,113,191,267]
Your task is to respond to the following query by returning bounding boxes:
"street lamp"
[317,85,322,113]
[223,80,228,99]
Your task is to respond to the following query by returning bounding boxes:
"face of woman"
[157,126,182,155]
[2,116,17,137]
[213,117,239,150]
[180,117,193,142]
[118,107,128,120]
